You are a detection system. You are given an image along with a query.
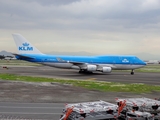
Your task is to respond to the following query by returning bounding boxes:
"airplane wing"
[68,61,86,65]
[56,57,87,65]
[56,57,98,69]
[56,57,115,69]
[12,53,35,59]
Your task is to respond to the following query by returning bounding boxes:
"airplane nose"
[142,61,147,66]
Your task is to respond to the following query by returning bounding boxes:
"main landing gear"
[79,69,93,74]
[131,69,134,75]
[79,69,84,73]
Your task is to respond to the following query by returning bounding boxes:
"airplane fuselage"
[12,33,146,75]
[16,54,146,70]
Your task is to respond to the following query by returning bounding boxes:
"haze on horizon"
[0,0,160,58]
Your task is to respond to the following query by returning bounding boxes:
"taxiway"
[0,102,63,119]
[0,66,160,85]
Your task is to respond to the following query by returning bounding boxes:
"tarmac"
[0,66,160,119]
[0,102,63,120]
[0,65,160,85]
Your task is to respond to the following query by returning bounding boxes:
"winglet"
[12,33,43,54]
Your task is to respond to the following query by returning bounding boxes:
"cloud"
[23,0,81,6]
[0,0,160,56]
[0,0,160,31]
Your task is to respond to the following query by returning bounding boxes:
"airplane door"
[90,60,93,64]
[113,60,116,65]
[130,58,133,66]
[113,57,116,65]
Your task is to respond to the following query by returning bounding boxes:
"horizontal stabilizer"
[12,53,35,59]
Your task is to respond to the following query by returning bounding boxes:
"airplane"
[144,60,160,64]
[0,55,5,59]
[12,33,146,75]
[0,55,15,60]
[4,56,15,60]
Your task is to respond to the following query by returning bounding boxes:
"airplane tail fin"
[12,33,43,54]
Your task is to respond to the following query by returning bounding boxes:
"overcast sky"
[0,0,160,56]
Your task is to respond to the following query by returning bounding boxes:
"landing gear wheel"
[88,71,93,74]
[131,70,134,75]
[79,70,93,74]
[79,70,82,73]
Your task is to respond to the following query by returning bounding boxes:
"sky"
[0,0,160,57]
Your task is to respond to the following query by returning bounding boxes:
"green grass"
[0,73,160,93]
[135,64,160,72]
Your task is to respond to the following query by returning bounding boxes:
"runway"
[0,66,160,85]
[0,102,63,119]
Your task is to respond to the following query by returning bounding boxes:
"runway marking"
[87,78,97,80]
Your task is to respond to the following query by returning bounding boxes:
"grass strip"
[0,73,160,93]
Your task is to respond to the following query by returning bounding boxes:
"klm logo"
[19,43,33,51]
[122,59,129,63]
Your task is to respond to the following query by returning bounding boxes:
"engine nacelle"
[87,65,97,71]
[101,67,112,73]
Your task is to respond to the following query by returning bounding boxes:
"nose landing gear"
[131,69,134,75]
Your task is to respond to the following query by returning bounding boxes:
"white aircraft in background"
[0,55,16,60]
[144,60,160,64]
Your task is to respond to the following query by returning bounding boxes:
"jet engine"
[101,67,112,73]
[87,65,97,71]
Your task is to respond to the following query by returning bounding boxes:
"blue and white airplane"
[12,33,146,75]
